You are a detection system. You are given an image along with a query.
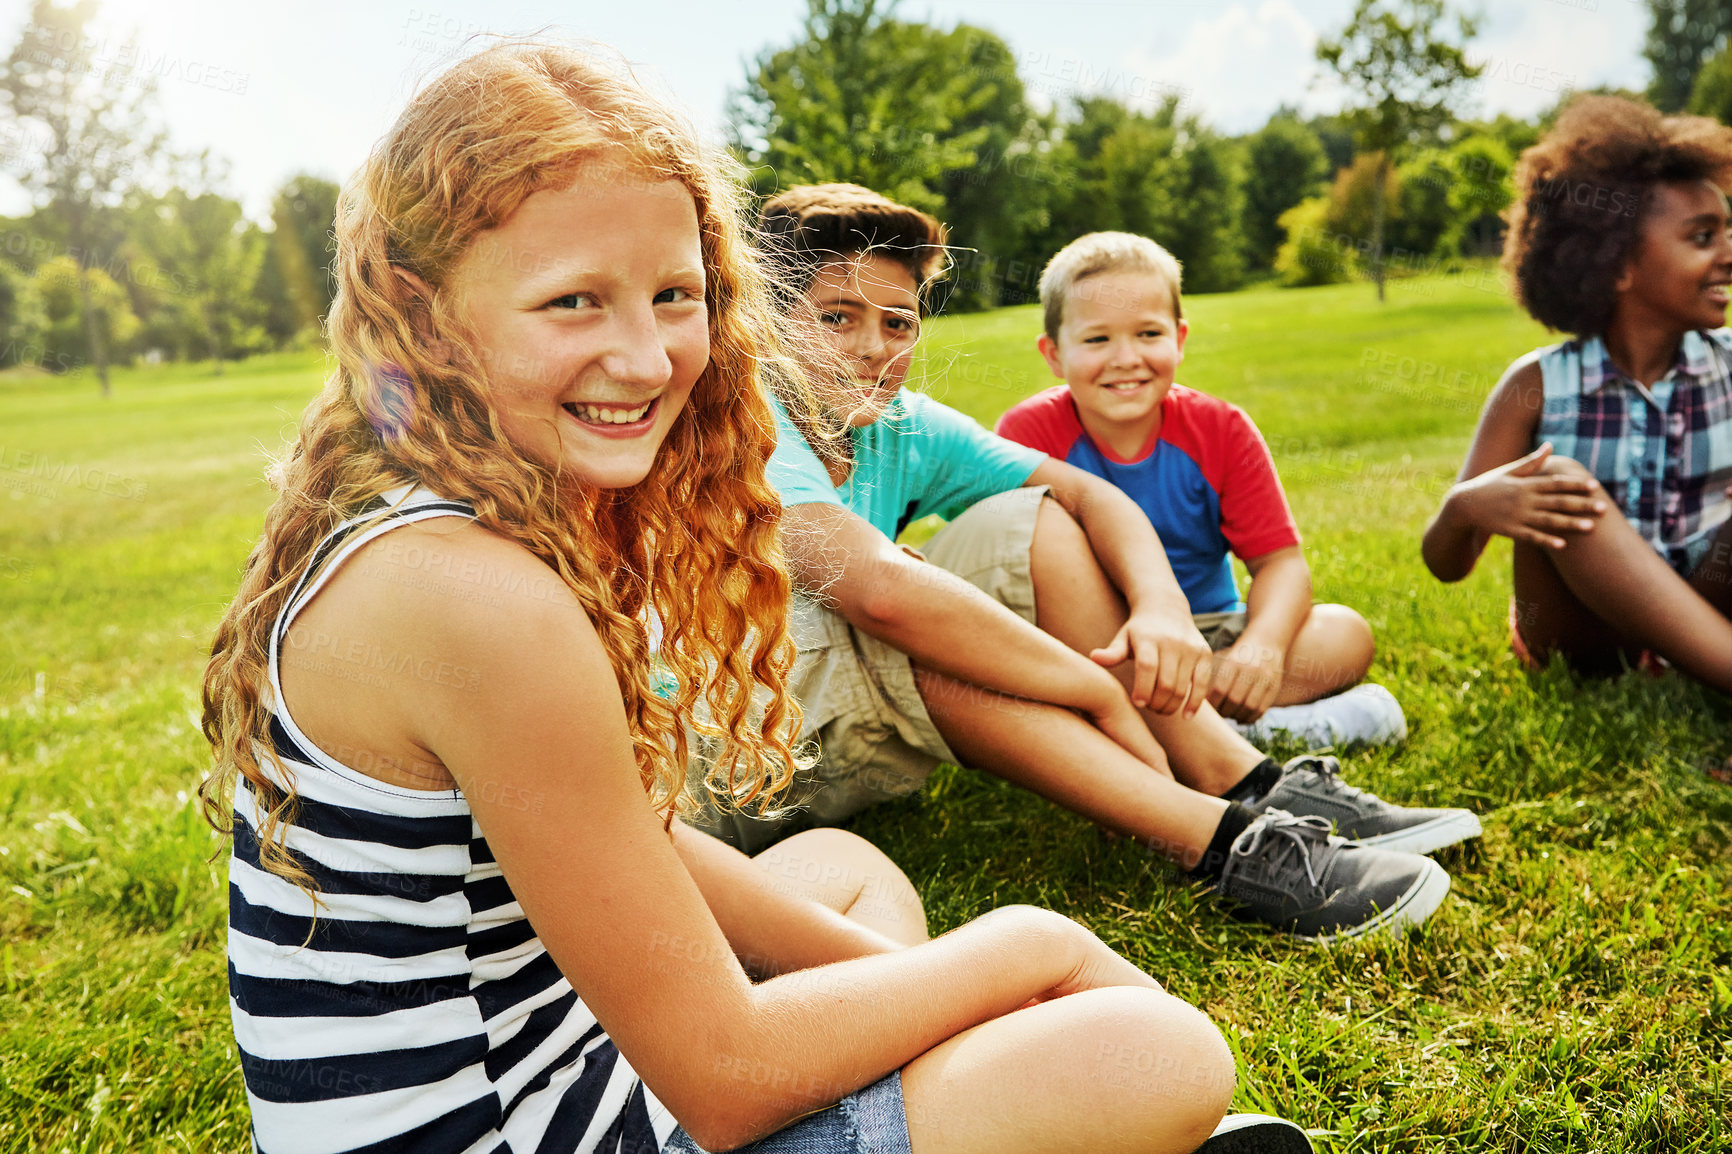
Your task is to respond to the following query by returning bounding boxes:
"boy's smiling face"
[1617,179,1732,333]
[1038,269,1188,445]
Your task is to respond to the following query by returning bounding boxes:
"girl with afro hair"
[1423,95,1732,702]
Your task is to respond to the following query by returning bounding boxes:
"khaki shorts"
[688,486,1049,853]
[1192,609,1248,652]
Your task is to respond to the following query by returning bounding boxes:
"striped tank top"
[226,487,677,1154]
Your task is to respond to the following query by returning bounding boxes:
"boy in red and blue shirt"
[997,232,1404,746]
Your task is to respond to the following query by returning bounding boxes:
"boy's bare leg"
[912,666,1226,868]
[1025,498,1265,797]
[1513,481,1732,692]
[752,829,930,945]
[1268,603,1376,705]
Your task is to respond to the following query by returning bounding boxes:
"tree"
[0,258,48,367]
[1306,111,1357,174]
[730,0,987,215]
[32,253,137,370]
[125,187,268,368]
[1315,0,1481,300]
[1441,133,1514,255]
[1323,152,1402,269]
[1390,150,1453,260]
[732,0,1066,310]
[259,173,339,342]
[1274,197,1352,287]
[1241,114,1329,272]
[1027,96,1246,294]
[1645,0,1731,113]
[0,0,167,395]
[927,28,1050,310]
[1689,43,1732,124]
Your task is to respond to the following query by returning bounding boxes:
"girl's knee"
[1541,454,1609,499]
[758,827,927,937]
[1080,988,1235,1138]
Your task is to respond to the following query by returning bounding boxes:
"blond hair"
[1039,231,1184,341]
[200,41,809,888]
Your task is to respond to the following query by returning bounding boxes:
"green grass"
[3,274,1730,1152]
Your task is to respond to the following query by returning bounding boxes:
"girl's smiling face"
[801,252,922,428]
[1618,179,1732,333]
[445,167,710,489]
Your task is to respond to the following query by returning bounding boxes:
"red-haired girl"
[199,41,1295,1154]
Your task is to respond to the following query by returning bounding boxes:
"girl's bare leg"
[901,986,1234,1154]
[752,829,929,945]
[1513,464,1732,691]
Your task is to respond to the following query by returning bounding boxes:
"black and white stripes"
[227,488,674,1154]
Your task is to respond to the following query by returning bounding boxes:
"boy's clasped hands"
[1088,602,1213,717]
[1087,608,1290,725]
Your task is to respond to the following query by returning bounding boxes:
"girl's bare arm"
[389,526,1152,1153]
[1422,356,1602,581]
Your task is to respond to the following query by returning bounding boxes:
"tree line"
[1,0,1728,389]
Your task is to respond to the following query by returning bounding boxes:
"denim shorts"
[663,1070,912,1154]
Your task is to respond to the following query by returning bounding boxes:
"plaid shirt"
[1536,329,1732,574]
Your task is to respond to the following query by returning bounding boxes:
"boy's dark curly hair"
[758,183,949,312]
[1503,94,1732,337]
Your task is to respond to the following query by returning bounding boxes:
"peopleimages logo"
[0,446,148,501]
[20,23,250,95]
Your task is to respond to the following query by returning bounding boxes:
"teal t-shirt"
[768,389,1047,539]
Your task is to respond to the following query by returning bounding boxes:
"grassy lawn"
[3,270,1729,1152]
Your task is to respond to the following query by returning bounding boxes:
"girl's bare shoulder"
[344,517,578,610]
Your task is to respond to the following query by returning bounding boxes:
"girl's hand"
[1449,443,1607,550]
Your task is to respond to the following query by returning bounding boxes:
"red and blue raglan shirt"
[995,385,1299,614]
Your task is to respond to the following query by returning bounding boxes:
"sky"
[0,0,1653,222]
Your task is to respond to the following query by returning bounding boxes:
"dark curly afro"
[758,183,949,312]
[1503,94,1732,336]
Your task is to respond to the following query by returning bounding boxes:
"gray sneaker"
[1214,809,1451,942]
[1249,755,1483,855]
[1196,1113,1314,1153]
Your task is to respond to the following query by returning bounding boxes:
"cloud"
[1121,0,1325,131]
[1464,0,1649,119]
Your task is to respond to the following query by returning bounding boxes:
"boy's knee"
[1339,604,1376,667]
[1306,603,1376,677]
[1032,493,1087,547]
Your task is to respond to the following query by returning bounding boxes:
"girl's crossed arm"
[399,527,1154,1153]
[1423,356,1606,581]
